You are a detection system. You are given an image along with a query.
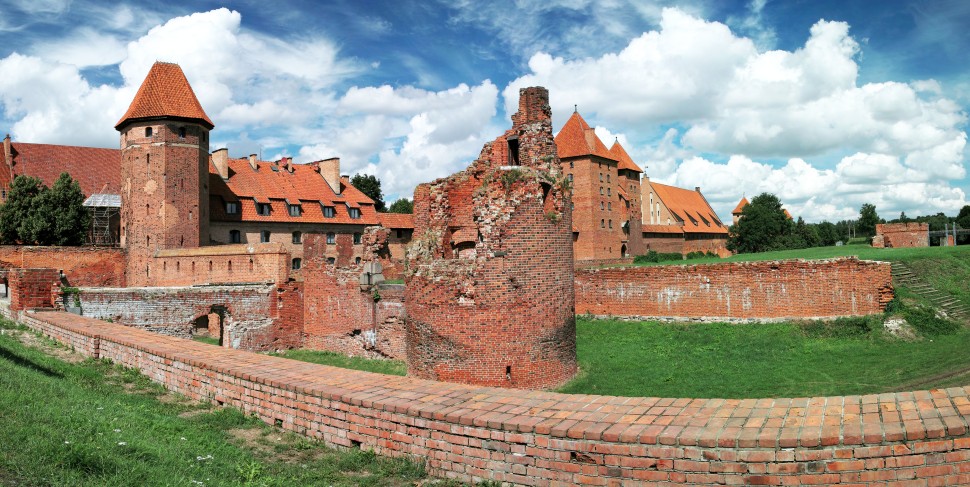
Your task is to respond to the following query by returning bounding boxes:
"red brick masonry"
[576,258,894,321]
[14,309,970,486]
[874,223,930,249]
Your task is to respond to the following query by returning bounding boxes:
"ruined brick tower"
[116,62,213,286]
[405,87,577,389]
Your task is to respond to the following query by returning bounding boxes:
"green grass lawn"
[268,349,407,376]
[559,315,970,399]
[0,319,449,486]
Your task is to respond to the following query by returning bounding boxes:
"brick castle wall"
[0,246,125,287]
[575,257,893,320]
[406,86,577,389]
[874,222,930,248]
[146,244,289,287]
[17,310,970,486]
[8,268,59,310]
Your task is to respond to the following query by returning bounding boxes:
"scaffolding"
[82,194,121,246]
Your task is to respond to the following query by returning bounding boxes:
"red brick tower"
[609,140,645,256]
[116,62,213,286]
[405,87,576,389]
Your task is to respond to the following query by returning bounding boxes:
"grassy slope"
[0,320,440,487]
[267,350,406,376]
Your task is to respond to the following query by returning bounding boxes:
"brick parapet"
[0,246,125,286]
[146,243,289,286]
[19,310,970,486]
[575,257,894,320]
[875,223,930,248]
[8,268,59,310]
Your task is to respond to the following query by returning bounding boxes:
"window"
[229,230,241,243]
[178,127,186,139]
[326,257,335,264]
[507,135,520,165]
[607,188,611,196]
[353,232,362,244]
[601,219,605,228]
[260,230,270,243]
[609,220,613,229]
[355,257,361,265]
[145,127,152,137]
[292,231,302,244]
[323,206,335,218]
[288,204,302,217]
[291,258,302,270]
[600,202,604,210]
[608,202,612,211]
[569,161,574,168]
[348,208,361,219]
[226,202,239,214]
[326,232,335,244]
[599,187,603,195]
[607,174,611,182]
[599,173,603,182]
[568,174,573,181]
[256,202,271,216]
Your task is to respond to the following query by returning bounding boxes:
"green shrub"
[903,305,961,337]
[633,250,684,264]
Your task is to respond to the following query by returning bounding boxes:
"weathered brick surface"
[0,246,125,286]
[8,268,59,310]
[875,223,929,248]
[405,87,576,389]
[575,258,894,320]
[18,310,970,487]
[147,243,289,287]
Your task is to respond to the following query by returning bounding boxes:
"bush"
[633,251,684,264]
[902,305,961,337]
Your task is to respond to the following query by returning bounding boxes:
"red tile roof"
[377,212,414,229]
[608,141,643,173]
[555,112,615,161]
[732,197,749,215]
[641,224,685,235]
[649,181,728,235]
[116,62,214,130]
[209,158,378,225]
[4,142,121,195]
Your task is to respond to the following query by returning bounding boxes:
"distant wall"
[575,257,893,321]
[146,243,289,287]
[874,223,929,248]
[0,246,125,286]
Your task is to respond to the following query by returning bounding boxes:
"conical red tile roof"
[554,111,614,160]
[732,197,749,215]
[608,140,642,173]
[115,62,213,130]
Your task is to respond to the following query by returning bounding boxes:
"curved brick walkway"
[17,310,970,485]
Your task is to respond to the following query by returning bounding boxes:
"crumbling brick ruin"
[404,87,577,389]
[873,222,929,248]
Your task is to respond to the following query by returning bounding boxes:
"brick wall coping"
[154,242,287,257]
[26,310,970,451]
[74,283,274,292]
[583,256,886,271]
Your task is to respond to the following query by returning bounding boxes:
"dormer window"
[256,202,271,216]
[145,127,153,137]
[323,206,335,218]
[348,208,361,219]
[288,204,302,217]
[226,202,239,214]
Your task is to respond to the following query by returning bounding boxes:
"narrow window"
[569,161,574,168]
[568,174,573,181]
[607,174,610,182]
[178,127,186,139]
[599,187,603,195]
[607,188,611,196]
[326,257,335,264]
[176,261,180,272]
[353,232,361,244]
[600,202,604,210]
[355,257,361,265]
[601,219,605,228]
[506,135,520,166]
[291,258,302,270]
[609,219,613,229]
[608,202,612,211]
[229,230,241,243]
[145,127,153,137]
[599,173,603,182]
[209,261,213,272]
[228,261,232,273]
[261,230,270,243]
[292,231,302,244]
[326,232,335,244]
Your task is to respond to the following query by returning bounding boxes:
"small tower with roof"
[115,62,214,285]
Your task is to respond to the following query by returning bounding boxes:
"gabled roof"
[208,158,378,225]
[116,62,214,130]
[4,142,121,195]
[554,111,615,161]
[608,140,643,173]
[732,197,749,215]
[649,181,728,235]
[378,212,415,229]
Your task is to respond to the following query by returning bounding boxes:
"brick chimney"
[3,134,11,169]
[248,154,258,171]
[211,148,229,180]
[317,157,341,195]
[695,186,701,192]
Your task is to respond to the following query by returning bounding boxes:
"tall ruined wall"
[405,87,576,389]
[302,230,405,359]
[0,246,125,286]
[147,244,289,287]
[874,222,929,248]
[575,258,894,320]
[75,284,302,349]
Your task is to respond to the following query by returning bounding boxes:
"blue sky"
[0,0,967,222]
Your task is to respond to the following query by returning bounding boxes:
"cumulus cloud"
[505,7,968,221]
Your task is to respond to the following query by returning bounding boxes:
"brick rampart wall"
[7,268,59,310]
[16,310,970,486]
[0,246,125,286]
[575,258,893,320]
[574,257,635,270]
[874,223,930,248]
[147,243,289,286]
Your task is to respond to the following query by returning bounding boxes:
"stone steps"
[890,261,968,323]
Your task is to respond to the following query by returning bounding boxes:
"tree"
[388,198,413,214]
[0,173,89,245]
[727,193,792,253]
[957,205,970,229]
[816,221,838,246]
[350,174,386,212]
[898,211,910,223]
[858,203,879,237]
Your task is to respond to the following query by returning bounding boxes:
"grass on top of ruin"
[0,319,491,487]
[561,310,970,399]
